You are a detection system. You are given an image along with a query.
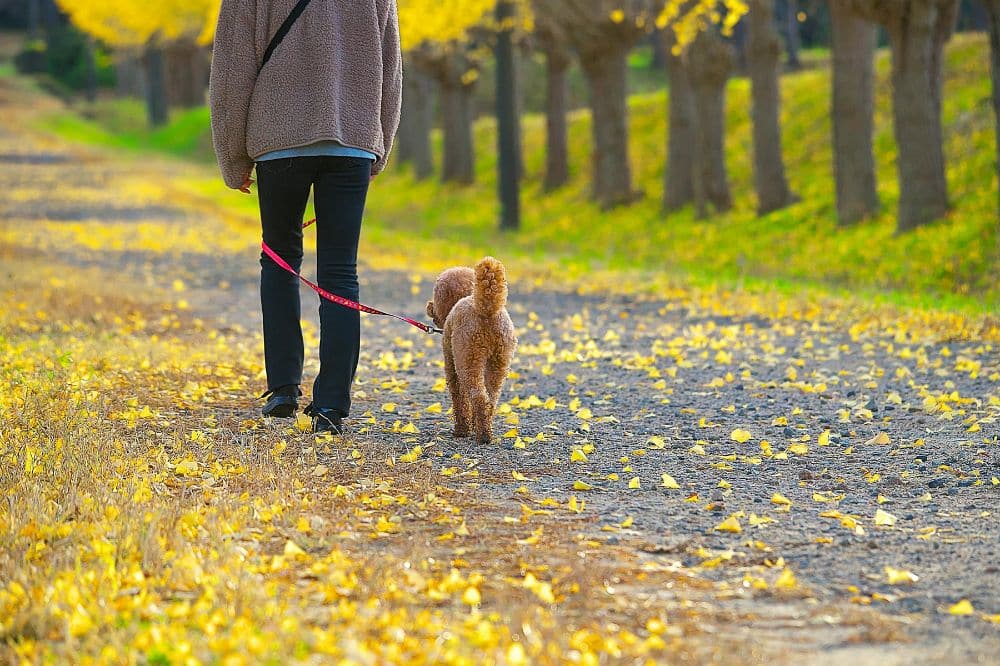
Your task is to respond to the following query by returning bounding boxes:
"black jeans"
[257,155,371,417]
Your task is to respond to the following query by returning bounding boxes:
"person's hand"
[369,173,377,184]
[238,169,254,194]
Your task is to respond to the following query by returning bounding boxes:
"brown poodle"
[426,266,475,329]
[441,257,516,443]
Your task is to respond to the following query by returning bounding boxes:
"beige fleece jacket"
[209,0,402,189]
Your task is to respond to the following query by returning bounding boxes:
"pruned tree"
[687,29,735,217]
[495,0,521,229]
[659,1,747,214]
[397,58,436,181]
[848,0,960,232]
[829,0,878,224]
[532,5,572,191]
[411,46,481,185]
[663,30,696,210]
[400,0,495,185]
[747,0,795,214]
[780,0,801,69]
[536,0,656,209]
[165,41,210,109]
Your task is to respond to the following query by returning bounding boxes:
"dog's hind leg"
[443,336,470,438]
[485,355,509,420]
[456,353,492,444]
[469,381,492,444]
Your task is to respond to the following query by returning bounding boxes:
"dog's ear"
[426,300,436,321]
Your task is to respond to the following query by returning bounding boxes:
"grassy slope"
[31,34,1000,313]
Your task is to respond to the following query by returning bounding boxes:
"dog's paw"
[475,432,492,445]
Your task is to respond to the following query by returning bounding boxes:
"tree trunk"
[650,29,668,70]
[664,38,696,211]
[687,32,734,217]
[883,0,958,231]
[984,0,1000,217]
[115,53,145,98]
[784,0,802,69]
[440,80,475,185]
[411,70,435,181]
[731,19,749,73]
[164,41,209,108]
[580,45,634,209]
[399,65,436,180]
[543,46,570,191]
[84,36,97,104]
[396,72,415,165]
[495,0,521,230]
[143,44,169,127]
[28,0,41,39]
[830,0,878,224]
[748,0,795,215]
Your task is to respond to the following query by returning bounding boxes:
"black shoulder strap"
[258,0,315,75]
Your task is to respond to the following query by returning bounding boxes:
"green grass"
[45,99,214,162]
[33,33,1000,314]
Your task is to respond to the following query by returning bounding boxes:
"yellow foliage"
[56,0,219,47]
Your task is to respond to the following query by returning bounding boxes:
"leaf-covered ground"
[2,66,999,664]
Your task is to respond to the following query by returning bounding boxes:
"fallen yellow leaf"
[771,492,792,506]
[864,432,891,446]
[874,509,898,527]
[885,566,919,585]
[714,515,742,533]
[774,568,797,589]
[730,428,752,443]
[949,599,975,616]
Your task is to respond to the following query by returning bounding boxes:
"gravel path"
[2,82,998,663]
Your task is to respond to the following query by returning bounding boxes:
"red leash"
[261,218,442,335]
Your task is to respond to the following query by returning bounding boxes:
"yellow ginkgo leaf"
[573,480,594,491]
[730,428,752,443]
[647,435,667,449]
[885,566,919,585]
[714,515,742,533]
[628,477,640,489]
[874,509,898,527]
[462,587,481,606]
[774,568,797,589]
[771,492,792,506]
[571,448,588,463]
[661,474,680,489]
[864,432,891,446]
[283,540,306,558]
[381,402,397,412]
[949,599,975,616]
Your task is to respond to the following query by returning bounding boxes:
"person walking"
[209,0,402,434]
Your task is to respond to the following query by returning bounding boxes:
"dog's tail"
[473,256,507,316]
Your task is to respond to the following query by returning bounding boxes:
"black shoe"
[262,385,300,418]
[305,404,345,435]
